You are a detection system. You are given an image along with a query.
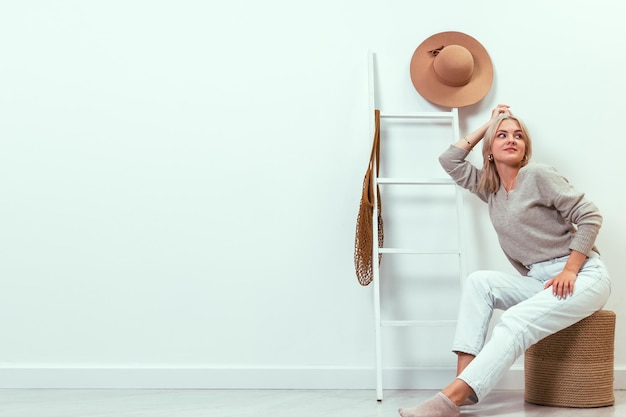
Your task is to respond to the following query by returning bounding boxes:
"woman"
[398,104,611,417]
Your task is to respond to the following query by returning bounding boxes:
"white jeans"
[454,251,611,401]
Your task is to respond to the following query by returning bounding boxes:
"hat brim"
[410,31,493,108]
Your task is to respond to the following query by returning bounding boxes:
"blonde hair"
[477,113,533,195]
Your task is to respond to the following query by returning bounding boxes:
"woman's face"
[490,119,527,167]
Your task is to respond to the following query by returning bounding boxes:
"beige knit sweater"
[439,145,602,275]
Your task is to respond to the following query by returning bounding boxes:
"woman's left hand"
[544,270,577,300]
[490,104,511,120]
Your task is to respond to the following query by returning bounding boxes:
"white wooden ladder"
[368,51,467,401]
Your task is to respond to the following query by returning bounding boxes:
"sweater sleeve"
[535,165,602,256]
[438,145,489,202]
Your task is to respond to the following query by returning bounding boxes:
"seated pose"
[399,104,611,417]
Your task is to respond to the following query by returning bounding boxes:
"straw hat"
[409,31,493,108]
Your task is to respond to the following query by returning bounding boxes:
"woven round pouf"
[524,310,616,408]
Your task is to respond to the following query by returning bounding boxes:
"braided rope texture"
[524,310,616,408]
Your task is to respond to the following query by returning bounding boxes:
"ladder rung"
[380,112,455,120]
[376,178,455,185]
[381,320,457,327]
[378,248,460,255]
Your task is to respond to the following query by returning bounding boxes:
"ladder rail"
[368,50,384,402]
[450,108,468,287]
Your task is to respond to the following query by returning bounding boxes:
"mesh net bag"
[354,109,384,286]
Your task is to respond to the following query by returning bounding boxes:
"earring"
[488,154,494,162]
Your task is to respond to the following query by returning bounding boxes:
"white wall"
[0,0,624,389]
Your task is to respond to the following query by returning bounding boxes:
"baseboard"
[1,365,624,390]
